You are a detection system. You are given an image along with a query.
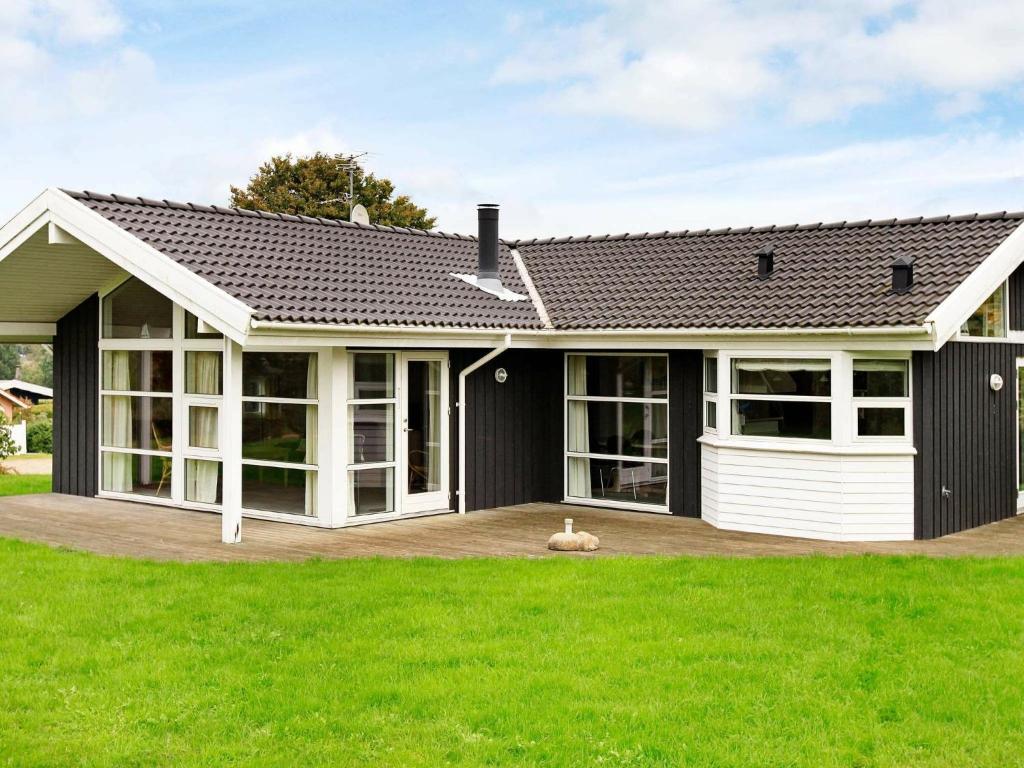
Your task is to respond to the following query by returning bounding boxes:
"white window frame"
[239,347,328,523]
[97,287,225,510]
[563,352,670,513]
[703,352,718,434]
[850,355,912,444]
[728,355,834,443]
[956,280,1009,341]
[345,350,399,521]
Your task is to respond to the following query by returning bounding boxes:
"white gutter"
[249,318,934,338]
[457,333,512,514]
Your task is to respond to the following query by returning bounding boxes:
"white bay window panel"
[730,358,832,441]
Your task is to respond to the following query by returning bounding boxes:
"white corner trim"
[510,248,553,329]
[18,189,254,345]
[926,218,1024,349]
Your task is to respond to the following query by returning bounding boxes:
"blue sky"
[3,0,1024,238]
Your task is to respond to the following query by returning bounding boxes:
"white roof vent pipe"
[450,202,526,302]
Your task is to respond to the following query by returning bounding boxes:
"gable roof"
[64,191,543,330]
[513,214,1024,330]
[0,380,53,399]
[60,190,1024,335]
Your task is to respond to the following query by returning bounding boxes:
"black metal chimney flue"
[477,203,501,290]
[892,255,913,293]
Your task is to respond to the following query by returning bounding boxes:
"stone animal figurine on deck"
[547,518,600,552]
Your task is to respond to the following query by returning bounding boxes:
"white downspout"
[458,333,513,514]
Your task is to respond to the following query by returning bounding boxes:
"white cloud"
[495,0,1024,129]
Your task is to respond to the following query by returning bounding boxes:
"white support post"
[221,338,243,543]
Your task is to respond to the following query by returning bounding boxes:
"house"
[0,388,29,421]
[0,379,53,406]
[0,187,1022,545]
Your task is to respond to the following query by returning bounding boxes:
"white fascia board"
[926,219,1024,350]
[39,189,253,345]
[0,323,56,342]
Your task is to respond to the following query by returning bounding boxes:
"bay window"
[565,354,669,508]
[703,355,718,432]
[852,359,910,438]
[241,352,318,517]
[731,358,831,440]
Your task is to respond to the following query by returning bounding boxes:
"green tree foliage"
[0,413,17,463]
[20,345,52,388]
[230,152,436,230]
[26,420,52,454]
[0,345,18,380]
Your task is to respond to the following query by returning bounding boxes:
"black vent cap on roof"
[892,254,914,294]
[756,245,774,279]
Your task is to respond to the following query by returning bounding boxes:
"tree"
[0,345,19,380]
[0,413,17,465]
[20,345,52,388]
[230,152,436,230]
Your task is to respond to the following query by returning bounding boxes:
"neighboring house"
[0,388,29,421]
[0,379,53,406]
[0,188,1022,545]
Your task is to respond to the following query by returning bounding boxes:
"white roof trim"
[0,379,52,398]
[926,219,1024,349]
[0,189,254,345]
[510,248,553,329]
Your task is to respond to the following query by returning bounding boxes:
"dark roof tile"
[64,190,542,329]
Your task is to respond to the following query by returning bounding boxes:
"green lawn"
[1,545,1023,766]
[0,473,50,496]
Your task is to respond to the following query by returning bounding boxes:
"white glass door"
[401,353,450,514]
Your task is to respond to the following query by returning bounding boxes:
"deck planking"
[1,493,1023,562]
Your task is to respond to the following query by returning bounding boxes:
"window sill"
[697,434,917,456]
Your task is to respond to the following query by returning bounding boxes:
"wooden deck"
[1,493,1023,561]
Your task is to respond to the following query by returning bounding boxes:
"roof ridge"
[60,188,480,242]
[61,189,1024,247]
[509,209,1024,247]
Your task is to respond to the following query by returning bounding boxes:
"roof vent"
[756,246,774,280]
[892,255,914,293]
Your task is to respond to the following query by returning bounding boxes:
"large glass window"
[241,352,319,517]
[731,359,831,440]
[961,284,1006,338]
[347,352,396,516]
[566,354,668,508]
[853,359,910,439]
[102,278,173,339]
[98,278,225,508]
[100,344,174,497]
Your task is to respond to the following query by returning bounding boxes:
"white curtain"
[102,351,133,493]
[188,351,221,395]
[304,353,318,516]
[187,459,220,504]
[426,361,441,491]
[567,356,591,498]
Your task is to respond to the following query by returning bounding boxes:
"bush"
[26,420,52,454]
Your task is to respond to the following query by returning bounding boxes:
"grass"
[0,473,50,496]
[1,543,1023,766]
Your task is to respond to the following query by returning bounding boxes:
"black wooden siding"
[668,350,703,517]
[913,341,1022,538]
[1010,263,1024,331]
[52,295,99,497]
[450,348,703,516]
[449,348,564,511]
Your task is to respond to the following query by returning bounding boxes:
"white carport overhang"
[0,188,253,345]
